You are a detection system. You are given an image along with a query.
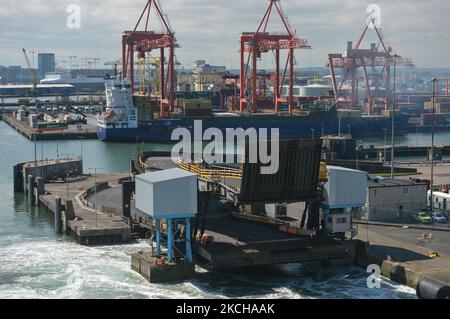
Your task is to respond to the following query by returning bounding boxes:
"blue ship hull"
[98,109,400,143]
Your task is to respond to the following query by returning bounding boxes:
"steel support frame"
[154,216,194,263]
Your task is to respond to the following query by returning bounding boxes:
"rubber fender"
[416,277,450,299]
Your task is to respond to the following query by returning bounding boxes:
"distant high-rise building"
[38,53,55,80]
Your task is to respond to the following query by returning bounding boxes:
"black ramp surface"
[239,139,322,203]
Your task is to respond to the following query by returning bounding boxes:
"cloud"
[0,0,449,68]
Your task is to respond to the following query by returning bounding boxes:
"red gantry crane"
[239,0,310,114]
[327,18,414,115]
[122,0,178,118]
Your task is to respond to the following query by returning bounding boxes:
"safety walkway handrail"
[178,161,243,181]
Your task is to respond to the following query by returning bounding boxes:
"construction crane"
[22,48,38,93]
[59,56,78,69]
[147,54,162,96]
[327,18,414,115]
[239,0,311,114]
[82,57,101,70]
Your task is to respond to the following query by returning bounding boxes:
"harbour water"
[0,121,418,299]
[361,131,450,148]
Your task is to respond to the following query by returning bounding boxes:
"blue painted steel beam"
[185,218,193,262]
[156,219,161,256]
[167,219,173,262]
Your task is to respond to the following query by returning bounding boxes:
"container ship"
[97,79,406,143]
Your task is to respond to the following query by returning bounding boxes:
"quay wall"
[23,160,83,185]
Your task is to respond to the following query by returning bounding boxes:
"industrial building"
[40,73,106,93]
[362,178,428,221]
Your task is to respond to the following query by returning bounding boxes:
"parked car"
[431,212,448,224]
[413,212,433,224]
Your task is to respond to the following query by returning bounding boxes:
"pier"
[1,113,97,140]
[355,224,450,294]
[16,159,132,245]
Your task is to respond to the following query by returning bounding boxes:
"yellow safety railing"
[178,161,243,181]
[138,154,150,172]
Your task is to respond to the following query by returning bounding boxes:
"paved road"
[360,224,450,256]
[89,186,123,212]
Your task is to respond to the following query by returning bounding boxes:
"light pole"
[79,136,84,174]
[41,137,44,178]
[34,132,37,167]
[80,137,84,161]
[383,128,388,165]
[356,140,361,171]
[338,113,341,137]
[391,54,399,179]
[431,78,436,214]
[89,167,103,229]
[66,169,70,200]
[416,124,419,148]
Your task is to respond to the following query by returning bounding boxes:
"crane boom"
[22,48,37,91]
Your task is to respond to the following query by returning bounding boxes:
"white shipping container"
[323,166,367,208]
[135,168,198,218]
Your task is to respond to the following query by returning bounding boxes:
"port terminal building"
[361,178,428,221]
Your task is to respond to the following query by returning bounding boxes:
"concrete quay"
[399,162,450,185]
[131,251,195,284]
[39,173,132,245]
[355,224,450,293]
[16,157,133,246]
[2,113,97,140]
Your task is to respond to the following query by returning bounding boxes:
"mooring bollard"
[36,177,45,195]
[55,196,62,234]
[27,175,35,206]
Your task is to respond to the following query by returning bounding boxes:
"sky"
[0,0,449,69]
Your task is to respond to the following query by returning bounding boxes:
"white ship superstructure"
[97,79,137,130]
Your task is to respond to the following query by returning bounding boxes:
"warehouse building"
[0,84,75,97]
